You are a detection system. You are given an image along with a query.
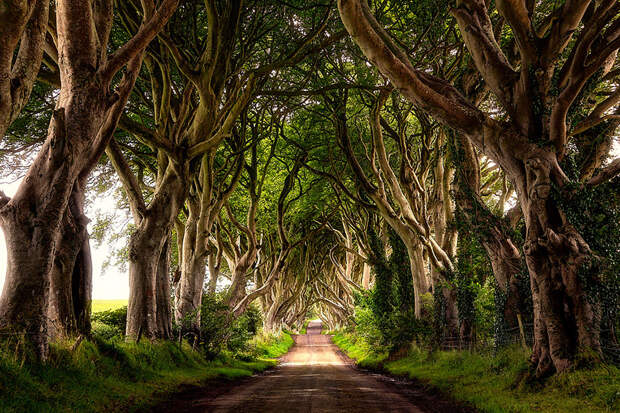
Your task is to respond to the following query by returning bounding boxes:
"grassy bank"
[0,331,293,413]
[333,331,620,413]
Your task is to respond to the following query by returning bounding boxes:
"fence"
[436,323,620,366]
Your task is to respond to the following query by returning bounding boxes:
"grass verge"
[0,331,293,412]
[333,331,620,413]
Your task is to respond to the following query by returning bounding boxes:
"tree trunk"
[228,266,248,309]
[361,262,371,289]
[48,183,92,339]
[482,236,524,330]
[126,223,164,340]
[126,165,185,341]
[175,206,207,332]
[175,254,206,331]
[0,91,105,358]
[155,237,172,339]
[206,252,220,295]
[518,156,599,376]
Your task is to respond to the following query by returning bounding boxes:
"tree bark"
[175,199,207,332]
[155,237,173,339]
[126,167,185,340]
[48,183,92,339]
[519,155,599,375]
[482,233,524,330]
[0,99,104,359]
[0,0,49,137]
[206,251,221,295]
[361,262,371,289]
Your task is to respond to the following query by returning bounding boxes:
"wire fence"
[435,323,620,366]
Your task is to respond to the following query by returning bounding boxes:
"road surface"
[201,320,424,412]
[152,320,474,412]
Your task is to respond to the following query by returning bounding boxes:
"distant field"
[92,299,127,313]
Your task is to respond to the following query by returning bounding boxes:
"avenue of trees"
[0,0,618,379]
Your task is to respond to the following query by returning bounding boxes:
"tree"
[338,0,620,375]
[0,0,178,358]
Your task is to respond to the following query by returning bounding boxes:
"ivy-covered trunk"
[482,235,525,330]
[516,154,600,375]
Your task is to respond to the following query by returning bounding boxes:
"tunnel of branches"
[0,0,619,379]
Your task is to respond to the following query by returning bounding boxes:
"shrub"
[191,293,263,359]
[91,321,122,341]
[91,306,127,332]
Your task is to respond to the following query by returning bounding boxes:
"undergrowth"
[0,330,293,413]
[333,331,620,413]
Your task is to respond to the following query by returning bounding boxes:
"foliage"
[183,294,263,359]
[91,306,127,331]
[91,306,128,340]
[359,227,434,353]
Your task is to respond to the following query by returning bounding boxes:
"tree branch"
[587,158,620,186]
[99,0,179,84]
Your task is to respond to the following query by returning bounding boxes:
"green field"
[91,299,127,313]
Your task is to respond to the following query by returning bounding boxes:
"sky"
[0,179,130,299]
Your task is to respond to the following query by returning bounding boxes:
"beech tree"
[338,0,620,375]
[165,0,336,334]
[0,0,178,358]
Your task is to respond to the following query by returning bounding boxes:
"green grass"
[0,331,294,412]
[332,332,387,370]
[251,331,295,359]
[91,300,128,313]
[333,331,620,413]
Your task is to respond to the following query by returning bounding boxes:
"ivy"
[554,170,620,355]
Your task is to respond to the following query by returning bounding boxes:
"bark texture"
[48,183,92,339]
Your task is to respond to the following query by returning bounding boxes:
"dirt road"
[199,320,422,412]
[152,320,474,412]
[181,320,422,412]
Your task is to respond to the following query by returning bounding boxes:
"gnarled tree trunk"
[0,0,177,358]
[48,183,92,339]
[126,168,185,340]
[518,155,599,374]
